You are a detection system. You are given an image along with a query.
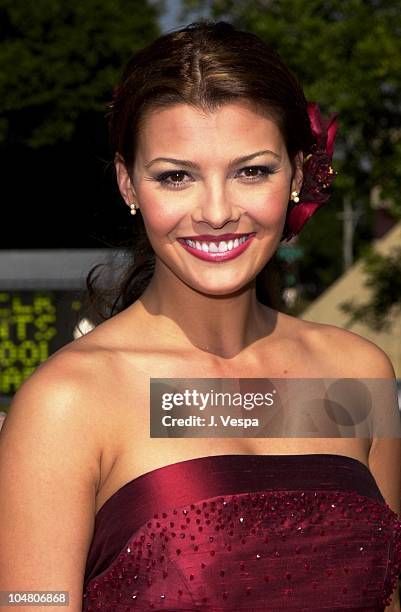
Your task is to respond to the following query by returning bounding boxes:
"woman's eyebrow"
[144,149,281,170]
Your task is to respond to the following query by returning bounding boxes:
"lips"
[177,232,256,262]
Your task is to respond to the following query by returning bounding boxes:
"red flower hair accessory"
[282,102,339,242]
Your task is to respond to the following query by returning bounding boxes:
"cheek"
[138,192,186,238]
[249,188,289,226]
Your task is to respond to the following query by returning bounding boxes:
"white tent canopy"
[0,249,126,290]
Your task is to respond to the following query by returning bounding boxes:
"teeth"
[183,235,250,253]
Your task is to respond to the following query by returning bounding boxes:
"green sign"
[0,290,85,398]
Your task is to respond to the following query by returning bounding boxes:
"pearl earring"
[129,202,138,215]
[291,190,300,203]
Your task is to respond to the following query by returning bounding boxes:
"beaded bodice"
[83,454,401,611]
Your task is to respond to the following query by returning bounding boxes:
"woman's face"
[116,101,303,296]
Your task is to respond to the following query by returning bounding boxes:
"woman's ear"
[114,153,137,207]
[291,151,304,195]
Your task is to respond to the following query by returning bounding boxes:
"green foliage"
[0,0,164,147]
[339,244,401,331]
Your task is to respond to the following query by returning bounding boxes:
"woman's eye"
[237,165,277,180]
[155,170,190,188]
[154,165,276,189]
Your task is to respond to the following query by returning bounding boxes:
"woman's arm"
[0,352,102,611]
[367,349,401,612]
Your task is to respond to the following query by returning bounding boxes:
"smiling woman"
[112,101,304,300]
[0,19,400,612]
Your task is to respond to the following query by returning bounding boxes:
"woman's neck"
[137,273,276,360]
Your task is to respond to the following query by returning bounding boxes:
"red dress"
[83,454,401,611]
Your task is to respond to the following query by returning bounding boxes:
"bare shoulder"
[297,318,396,378]
[1,341,108,488]
[33,323,148,458]
[1,330,127,492]
[296,318,401,519]
[11,336,113,428]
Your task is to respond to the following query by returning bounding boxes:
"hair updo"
[85,20,316,322]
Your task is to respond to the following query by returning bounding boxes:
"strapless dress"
[82,453,401,611]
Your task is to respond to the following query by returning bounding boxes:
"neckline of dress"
[95,452,370,518]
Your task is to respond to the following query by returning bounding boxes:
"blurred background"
[1,0,401,415]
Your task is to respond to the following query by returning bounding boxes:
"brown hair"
[84,19,315,324]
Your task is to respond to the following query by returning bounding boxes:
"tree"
[0,0,164,147]
[0,0,164,249]
[339,244,401,331]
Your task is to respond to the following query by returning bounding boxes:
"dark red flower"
[282,102,339,242]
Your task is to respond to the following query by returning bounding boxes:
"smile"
[177,233,256,262]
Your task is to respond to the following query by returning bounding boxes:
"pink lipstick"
[177,232,256,262]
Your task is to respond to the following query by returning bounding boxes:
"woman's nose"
[194,181,240,227]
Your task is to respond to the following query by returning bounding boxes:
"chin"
[188,278,253,298]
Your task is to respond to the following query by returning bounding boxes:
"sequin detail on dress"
[82,454,401,611]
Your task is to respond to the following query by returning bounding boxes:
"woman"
[0,20,400,612]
